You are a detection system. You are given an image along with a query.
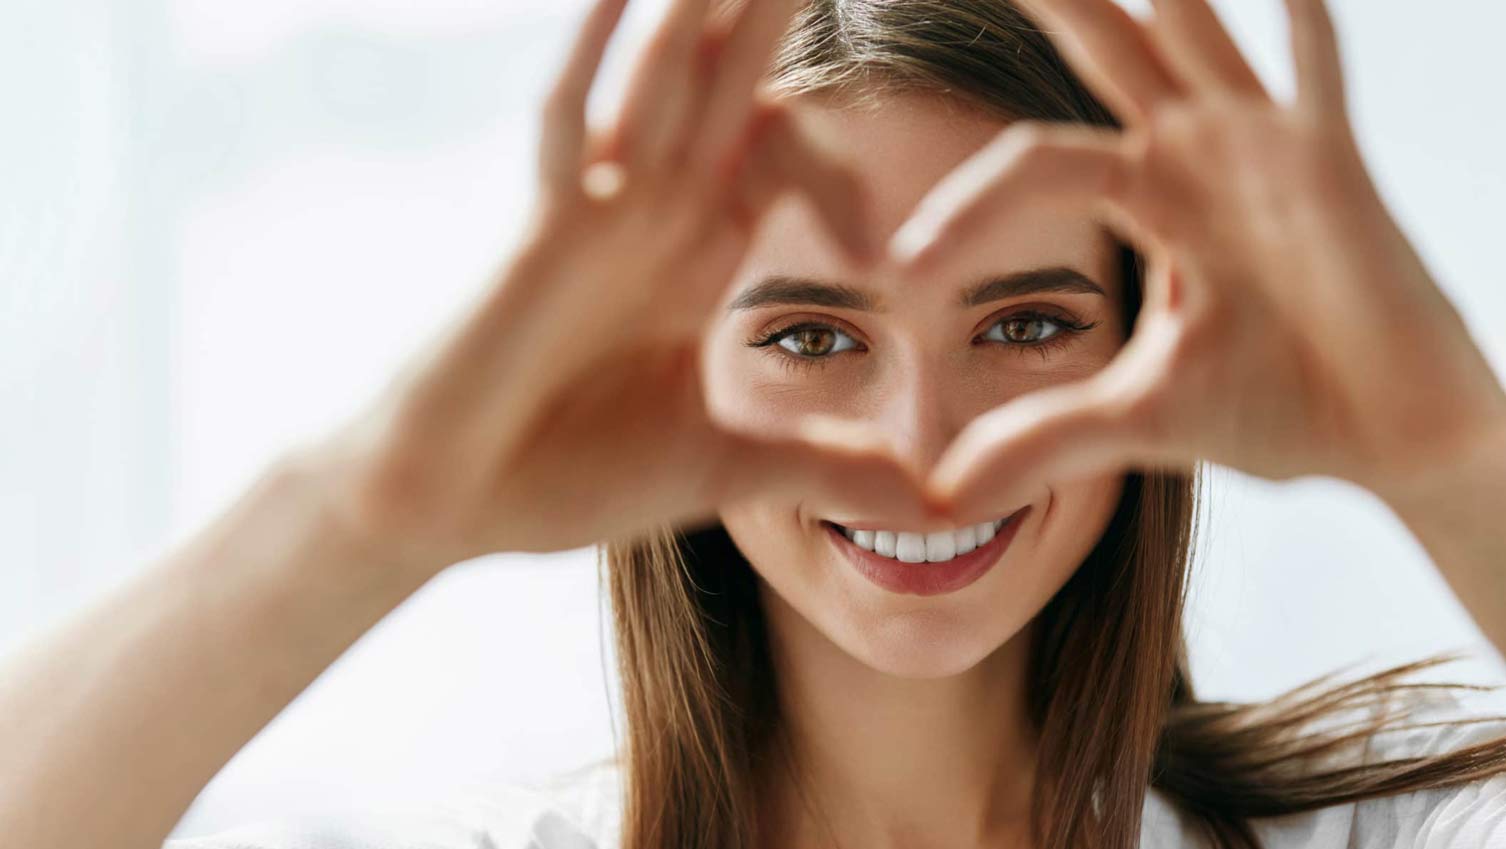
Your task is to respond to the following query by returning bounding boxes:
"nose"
[876,353,972,481]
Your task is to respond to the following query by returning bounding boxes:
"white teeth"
[925,531,956,562]
[895,532,927,563]
[976,520,996,546]
[954,524,977,555]
[833,513,1016,564]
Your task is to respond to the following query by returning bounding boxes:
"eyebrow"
[724,266,1107,313]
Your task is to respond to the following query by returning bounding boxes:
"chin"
[832,605,1029,679]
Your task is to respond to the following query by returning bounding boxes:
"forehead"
[736,92,1119,303]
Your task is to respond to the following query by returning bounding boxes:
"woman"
[5,0,1506,847]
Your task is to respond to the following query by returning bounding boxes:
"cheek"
[1025,473,1127,605]
[720,501,850,654]
[719,500,814,588]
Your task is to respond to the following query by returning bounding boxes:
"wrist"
[1373,408,1506,529]
[1367,406,1506,661]
[272,440,457,588]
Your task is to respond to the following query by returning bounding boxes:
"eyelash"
[745,309,1100,374]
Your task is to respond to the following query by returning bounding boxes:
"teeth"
[977,520,996,546]
[835,515,1012,564]
[954,524,977,555]
[896,532,927,563]
[924,531,955,562]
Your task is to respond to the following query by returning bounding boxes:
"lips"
[823,506,1030,597]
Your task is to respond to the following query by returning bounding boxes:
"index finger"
[687,0,805,176]
[1147,0,1268,97]
[1020,0,1184,125]
[1283,0,1348,118]
[539,0,633,193]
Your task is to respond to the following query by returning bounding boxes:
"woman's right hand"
[301,0,943,566]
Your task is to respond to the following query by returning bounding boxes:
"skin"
[2,0,1506,847]
[707,95,1127,845]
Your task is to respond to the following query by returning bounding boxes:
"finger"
[927,379,1149,526]
[539,0,632,194]
[715,415,952,526]
[1146,0,1269,98]
[611,0,713,168]
[687,0,804,176]
[1020,0,1183,124]
[1283,0,1348,118]
[737,103,878,267]
[888,122,1132,279]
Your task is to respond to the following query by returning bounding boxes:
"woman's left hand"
[891,0,1506,521]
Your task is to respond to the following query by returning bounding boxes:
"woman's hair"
[599,2,1506,847]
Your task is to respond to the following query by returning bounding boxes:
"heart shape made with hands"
[484,0,1506,557]
[689,0,1505,530]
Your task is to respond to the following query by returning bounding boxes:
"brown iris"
[784,327,838,356]
[1000,316,1053,343]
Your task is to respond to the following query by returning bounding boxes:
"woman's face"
[705,94,1128,679]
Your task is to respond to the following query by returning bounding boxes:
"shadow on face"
[703,93,1129,679]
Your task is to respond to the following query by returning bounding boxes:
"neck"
[755,585,1040,849]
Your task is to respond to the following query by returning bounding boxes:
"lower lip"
[825,507,1030,597]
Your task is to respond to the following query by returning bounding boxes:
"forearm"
[0,449,443,849]
[1379,416,1506,662]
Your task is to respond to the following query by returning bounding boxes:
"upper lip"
[823,506,1026,533]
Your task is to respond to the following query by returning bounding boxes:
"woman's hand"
[302,0,940,566]
[891,0,1506,522]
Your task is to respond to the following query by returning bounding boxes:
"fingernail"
[888,218,936,268]
[581,161,627,201]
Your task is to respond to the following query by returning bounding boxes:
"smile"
[822,507,1030,597]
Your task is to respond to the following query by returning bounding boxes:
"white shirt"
[165,691,1506,848]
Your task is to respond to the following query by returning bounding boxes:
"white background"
[2,0,1504,839]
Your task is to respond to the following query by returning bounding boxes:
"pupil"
[1007,318,1046,342]
[796,329,833,355]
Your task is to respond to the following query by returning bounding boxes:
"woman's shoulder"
[164,758,624,849]
[1143,686,1506,848]
[1343,686,1506,845]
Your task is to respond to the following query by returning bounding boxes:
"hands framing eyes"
[308,0,1506,567]
[889,0,1506,524]
[312,0,940,562]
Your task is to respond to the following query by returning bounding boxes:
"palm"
[313,0,945,563]
[898,0,1506,521]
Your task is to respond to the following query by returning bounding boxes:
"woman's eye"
[771,325,860,358]
[982,313,1066,346]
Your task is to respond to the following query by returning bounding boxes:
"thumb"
[928,379,1148,525]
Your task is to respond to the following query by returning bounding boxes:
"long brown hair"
[601,2,1506,847]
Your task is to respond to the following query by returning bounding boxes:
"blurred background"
[2,0,1504,839]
